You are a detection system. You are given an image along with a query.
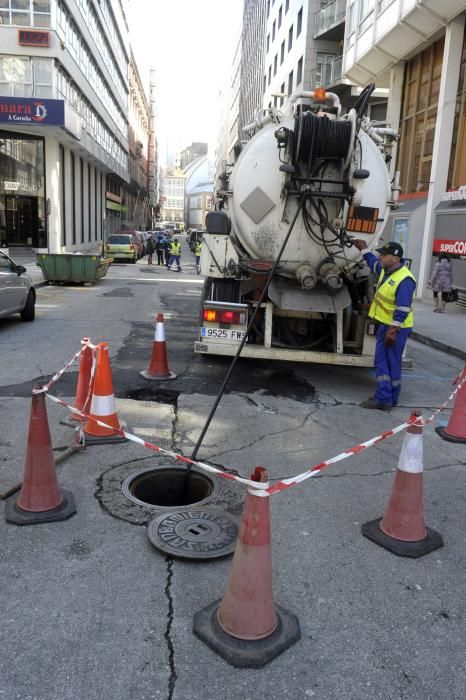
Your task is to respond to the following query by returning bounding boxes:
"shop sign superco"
[0,97,65,126]
[433,239,466,255]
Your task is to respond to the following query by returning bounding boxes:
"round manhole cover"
[147,509,240,560]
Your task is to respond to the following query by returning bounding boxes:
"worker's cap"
[375,241,403,258]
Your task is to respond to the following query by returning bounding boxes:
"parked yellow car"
[105,233,138,263]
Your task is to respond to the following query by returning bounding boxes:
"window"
[377,0,394,12]
[272,20,276,41]
[280,40,285,64]
[94,167,98,241]
[60,145,66,247]
[285,0,289,11]
[267,33,270,52]
[274,54,277,75]
[280,82,285,106]
[347,2,356,37]
[359,0,374,33]
[71,152,76,245]
[278,5,282,28]
[80,158,84,244]
[297,56,303,86]
[288,25,293,51]
[288,69,294,96]
[88,162,91,242]
[263,74,267,93]
[268,66,271,85]
[297,7,303,36]
[0,0,51,27]
[267,0,270,17]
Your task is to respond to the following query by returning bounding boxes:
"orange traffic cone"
[70,338,94,422]
[140,313,176,381]
[83,342,126,445]
[193,467,300,668]
[435,367,466,443]
[5,388,76,525]
[362,411,443,557]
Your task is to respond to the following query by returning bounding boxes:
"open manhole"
[122,466,214,508]
[147,509,240,560]
[97,459,244,526]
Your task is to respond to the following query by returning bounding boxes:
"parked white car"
[0,251,35,322]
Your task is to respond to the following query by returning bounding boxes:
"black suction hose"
[185,194,307,482]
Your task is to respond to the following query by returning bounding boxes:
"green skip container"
[36,253,113,285]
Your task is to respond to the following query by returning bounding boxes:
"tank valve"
[319,259,343,291]
[296,262,317,289]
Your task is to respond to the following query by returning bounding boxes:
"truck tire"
[20,290,35,322]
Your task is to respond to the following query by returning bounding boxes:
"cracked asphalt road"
[1,249,465,700]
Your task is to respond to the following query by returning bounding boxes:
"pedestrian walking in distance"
[353,239,416,411]
[146,234,155,265]
[156,235,165,266]
[194,240,202,274]
[429,254,453,313]
[168,238,182,272]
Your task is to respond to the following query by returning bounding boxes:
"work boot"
[360,399,392,411]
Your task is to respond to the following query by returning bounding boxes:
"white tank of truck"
[195,85,400,366]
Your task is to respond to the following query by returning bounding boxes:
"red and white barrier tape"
[33,340,97,395]
[37,344,466,497]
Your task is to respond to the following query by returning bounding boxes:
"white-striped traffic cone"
[140,313,176,381]
[362,411,443,557]
[83,342,127,445]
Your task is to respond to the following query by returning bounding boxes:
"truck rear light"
[203,309,246,324]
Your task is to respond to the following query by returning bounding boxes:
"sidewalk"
[7,248,466,361]
[412,298,466,361]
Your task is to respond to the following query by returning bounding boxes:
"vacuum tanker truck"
[195,84,400,366]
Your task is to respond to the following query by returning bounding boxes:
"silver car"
[0,251,35,322]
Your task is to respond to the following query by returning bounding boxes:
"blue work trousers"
[168,255,181,270]
[374,324,411,406]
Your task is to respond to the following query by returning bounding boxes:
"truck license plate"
[200,327,246,341]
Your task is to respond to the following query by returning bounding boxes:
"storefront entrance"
[4,195,39,246]
[0,132,46,248]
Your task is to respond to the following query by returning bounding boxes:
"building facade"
[342,0,466,294]
[239,0,268,132]
[184,155,214,231]
[160,167,185,225]
[0,0,132,253]
[179,142,207,171]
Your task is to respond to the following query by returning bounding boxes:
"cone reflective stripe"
[435,366,466,443]
[84,342,122,437]
[5,388,76,525]
[217,466,278,640]
[193,467,300,668]
[362,411,443,557]
[140,313,176,381]
[70,338,94,422]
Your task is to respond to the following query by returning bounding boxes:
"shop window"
[71,152,76,245]
[60,145,66,247]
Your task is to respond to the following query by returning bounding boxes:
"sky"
[125,0,243,165]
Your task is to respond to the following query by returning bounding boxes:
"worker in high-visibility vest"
[194,240,202,274]
[353,239,416,410]
[168,238,182,272]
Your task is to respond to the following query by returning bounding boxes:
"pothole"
[96,457,244,525]
[123,388,179,404]
[122,467,214,508]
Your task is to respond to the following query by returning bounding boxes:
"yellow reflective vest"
[195,242,202,256]
[170,241,181,255]
[369,265,415,328]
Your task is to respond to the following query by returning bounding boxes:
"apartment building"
[263,0,340,110]
[239,0,268,130]
[0,0,132,253]
[160,167,185,225]
[343,0,466,293]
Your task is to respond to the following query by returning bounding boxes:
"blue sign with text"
[0,97,65,126]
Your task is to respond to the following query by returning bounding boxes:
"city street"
[1,246,465,700]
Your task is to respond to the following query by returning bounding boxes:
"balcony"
[314,0,347,40]
[309,56,345,90]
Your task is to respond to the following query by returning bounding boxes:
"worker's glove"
[384,325,400,347]
[352,239,367,251]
